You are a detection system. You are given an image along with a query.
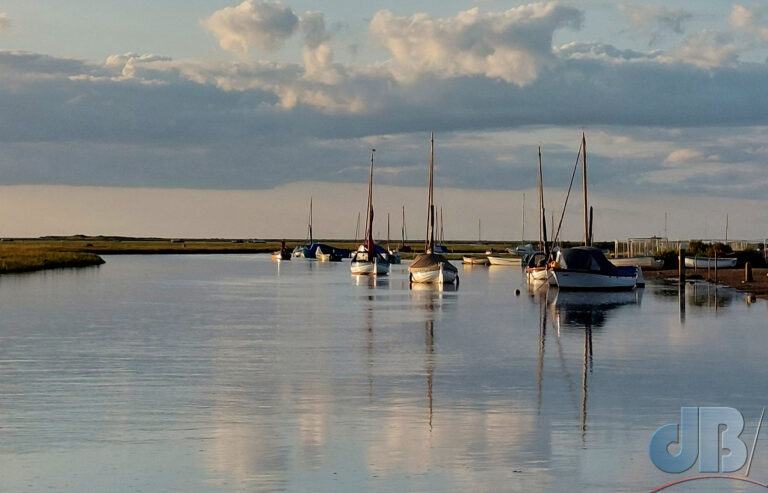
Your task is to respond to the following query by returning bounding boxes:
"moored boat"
[525,251,550,281]
[611,256,663,269]
[463,255,489,265]
[408,134,458,285]
[684,256,737,269]
[316,244,342,262]
[350,149,389,277]
[551,247,637,291]
[293,197,316,258]
[385,213,401,264]
[410,255,458,283]
[272,239,291,261]
[487,255,522,266]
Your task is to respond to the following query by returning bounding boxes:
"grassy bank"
[0,247,105,274]
[3,237,523,256]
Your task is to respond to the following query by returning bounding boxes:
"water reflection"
[549,289,643,330]
[3,255,768,492]
[353,274,389,288]
[688,282,734,308]
[533,288,643,441]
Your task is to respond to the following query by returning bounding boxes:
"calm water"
[1,255,767,492]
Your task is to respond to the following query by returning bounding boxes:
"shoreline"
[0,251,105,275]
[645,268,768,300]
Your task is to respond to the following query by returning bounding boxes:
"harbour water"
[1,255,767,492]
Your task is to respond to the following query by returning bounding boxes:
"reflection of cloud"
[365,403,540,475]
[204,382,330,488]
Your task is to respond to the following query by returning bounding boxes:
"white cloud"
[369,3,582,84]
[203,0,299,55]
[664,148,703,164]
[666,31,739,68]
[729,5,768,42]
[555,41,661,61]
[0,13,9,32]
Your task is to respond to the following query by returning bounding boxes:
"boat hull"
[272,251,291,261]
[684,257,737,269]
[386,252,402,264]
[551,270,636,291]
[611,257,663,269]
[350,260,389,276]
[488,256,522,266]
[409,264,458,284]
[525,267,550,281]
[463,256,489,265]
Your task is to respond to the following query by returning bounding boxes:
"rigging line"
[552,140,583,247]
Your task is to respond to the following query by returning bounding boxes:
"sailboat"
[386,213,401,264]
[432,207,449,254]
[271,239,291,261]
[408,134,458,284]
[550,133,638,291]
[463,219,489,264]
[292,197,315,258]
[396,206,412,252]
[526,146,551,282]
[350,150,389,276]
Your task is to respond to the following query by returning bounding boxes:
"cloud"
[300,11,331,49]
[555,41,661,61]
[664,148,704,165]
[666,31,739,68]
[620,5,691,44]
[729,5,768,42]
[203,0,299,55]
[0,13,9,32]
[1,3,768,199]
[369,3,583,84]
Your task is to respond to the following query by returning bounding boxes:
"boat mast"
[401,206,407,248]
[582,132,589,247]
[366,149,376,254]
[521,193,526,244]
[355,212,360,243]
[440,207,444,245]
[538,146,543,250]
[426,133,435,254]
[387,213,391,251]
[308,196,313,244]
[478,218,481,243]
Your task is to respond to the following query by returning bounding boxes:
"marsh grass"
[0,245,105,274]
[0,237,546,274]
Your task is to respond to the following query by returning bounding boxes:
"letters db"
[649,407,749,474]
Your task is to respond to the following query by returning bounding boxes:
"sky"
[0,1,766,240]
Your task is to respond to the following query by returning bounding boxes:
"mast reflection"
[538,288,641,441]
